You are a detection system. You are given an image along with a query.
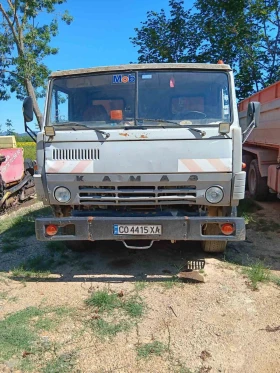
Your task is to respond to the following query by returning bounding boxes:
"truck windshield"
[49,70,231,128]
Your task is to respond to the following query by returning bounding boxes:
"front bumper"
[35,216,245,242]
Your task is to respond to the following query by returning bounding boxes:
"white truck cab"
[23,63,260,252]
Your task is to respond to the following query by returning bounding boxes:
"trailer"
[238,82,280,200]
[0,136,36,211]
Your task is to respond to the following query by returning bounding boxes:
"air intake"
[52,148,100,161]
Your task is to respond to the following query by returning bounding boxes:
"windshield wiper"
[126,118,206,136]
[55,122,110,139]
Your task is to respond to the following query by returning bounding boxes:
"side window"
[51,90,69,123]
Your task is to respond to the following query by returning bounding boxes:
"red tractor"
[0,136,36,211]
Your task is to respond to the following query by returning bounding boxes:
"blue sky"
[0,0,195,133]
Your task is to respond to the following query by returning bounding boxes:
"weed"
[134,281,148,292]
[243,260,270,290]
[122,297,144,318]
[270,274,280,287]
[85,291,121,312]
[90,319,130,338]
[161,276,181,289]
[136,341,167,359]
[242,213,255,225]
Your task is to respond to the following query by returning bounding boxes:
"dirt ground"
[0,200,279,373]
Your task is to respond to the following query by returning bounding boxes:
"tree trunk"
[25,79,43,127]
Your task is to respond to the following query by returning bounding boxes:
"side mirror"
[242,101,261,143]
[23,96,36,142]
[23,96,34,122]
[246,101,260,128]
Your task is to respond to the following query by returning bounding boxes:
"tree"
[130,0,280,99]
[130,0,200,63]
[0,0,73,125]
[5,118,14,134]
[194,0,280,99]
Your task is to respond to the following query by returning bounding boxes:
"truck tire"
[202,206,227,253]
[248,159,269,201]
[202,224,227,253]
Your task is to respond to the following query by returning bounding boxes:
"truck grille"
[52,148,100,161]
[78,185,196,205]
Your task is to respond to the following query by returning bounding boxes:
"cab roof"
[50,63,232,78]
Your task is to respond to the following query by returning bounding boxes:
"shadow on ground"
[1,199,279,283]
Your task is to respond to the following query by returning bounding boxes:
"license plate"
[113,224,162,235]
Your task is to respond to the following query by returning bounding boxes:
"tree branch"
[0,2,22,54]
[6,0,24,51]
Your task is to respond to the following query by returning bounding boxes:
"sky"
[0,0,195,133]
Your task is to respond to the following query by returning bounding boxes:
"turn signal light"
[45,224,58,236]
[221,223,235,236]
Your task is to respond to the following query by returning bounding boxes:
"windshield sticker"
[141,74,152,79]
[112,74,135,84]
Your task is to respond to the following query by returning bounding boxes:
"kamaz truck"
[23,63,260,253]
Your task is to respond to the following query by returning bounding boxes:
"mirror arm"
[24,120,37,142]
[242,118,255,144]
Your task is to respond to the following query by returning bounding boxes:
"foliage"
[130,0,199,63]
[130,0,280,99]
[0,0,73,123]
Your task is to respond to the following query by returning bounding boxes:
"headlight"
[205,186,224,203]
[54,187,71,203]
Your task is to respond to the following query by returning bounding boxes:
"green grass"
[11,255,56,278]
[254,218,280,233]
[0,207,51,237]
[46,241,67,253]
[85,290,145,339]
[85,290,121,312]
[0,307,45,361]
[1,241,20,253]
[89,319,130,338]
[21,144,36,160]
[136,341,167,359]
[243,260,270,290]
[42,352,76,373]
[0,306,74,368]
[122,296,144,318]
[238,198,261,216]
[86,290,144,317]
